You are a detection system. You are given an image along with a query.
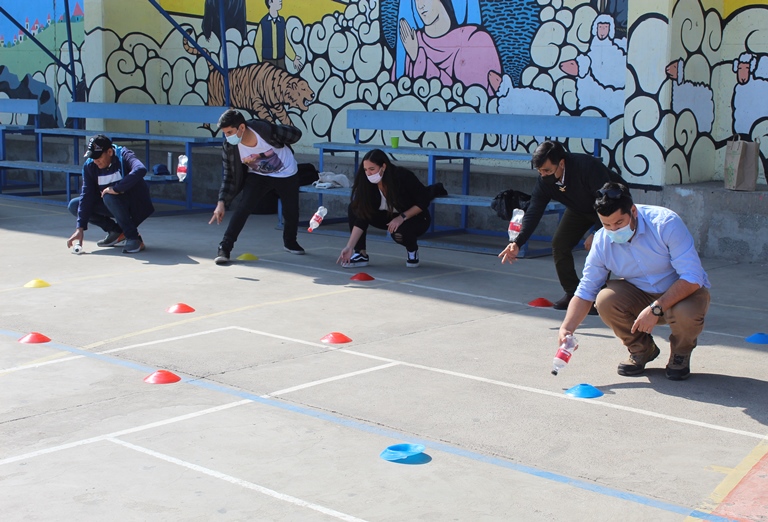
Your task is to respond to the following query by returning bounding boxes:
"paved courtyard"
[1,198,767,521]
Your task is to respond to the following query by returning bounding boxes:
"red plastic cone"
[528,298,554,307]
[167,303,195,314]
[18,332,51,343]
[321,332,352,344]
[144,370,181,384]
[350,272,375,281]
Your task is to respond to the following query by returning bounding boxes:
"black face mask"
[542,174,558,185]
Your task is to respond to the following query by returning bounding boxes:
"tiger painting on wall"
[184,35,314,126]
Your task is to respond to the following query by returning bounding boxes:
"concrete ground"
[1,198,767,522]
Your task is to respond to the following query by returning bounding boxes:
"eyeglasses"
[597,187,624,199]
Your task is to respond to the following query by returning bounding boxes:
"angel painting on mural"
[392,0,501,95]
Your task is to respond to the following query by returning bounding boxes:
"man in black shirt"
[498,140,628,312]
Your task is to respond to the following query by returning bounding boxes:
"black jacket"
[514,152,628,246]
[351,166,430,229]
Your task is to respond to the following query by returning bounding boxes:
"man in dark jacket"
[498,140,628,312]
[66,135,154,254]
[209,109,303,264]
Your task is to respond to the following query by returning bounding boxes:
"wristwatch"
[400,212,407,220]
[650,301,663,317]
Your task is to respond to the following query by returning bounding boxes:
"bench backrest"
[67,102,228,124]
[0,98,41,115]
[347,110,610,140]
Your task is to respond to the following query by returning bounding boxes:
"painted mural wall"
[1,0,767,187]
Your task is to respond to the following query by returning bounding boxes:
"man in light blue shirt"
[559,182,711,380]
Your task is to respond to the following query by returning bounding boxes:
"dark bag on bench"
[297,163,319,186]
[491,189,531,221]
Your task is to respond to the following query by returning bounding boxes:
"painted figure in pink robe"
[395,0,501,95]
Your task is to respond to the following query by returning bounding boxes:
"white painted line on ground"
[0,355,84,375]
[232,326,338,350]
[0,400,250,466]
[263,362,400,397]
[97,327,236,354]
[107,438,369,522]
[335,349,768,441]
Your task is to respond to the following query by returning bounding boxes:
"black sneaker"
[406,250,419,268]
[97,230,125,247]
[665,353,691,380]
[122,236,145,254]
[283,241,305,255]
[552,293,573,310]
[215,244,231,265]
[342,252,369,268]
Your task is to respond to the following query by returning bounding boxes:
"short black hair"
[531,140,567,169]
[594,182,633,216]
[218,109,246,129]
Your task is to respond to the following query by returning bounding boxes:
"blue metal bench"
[1,102,228,208]
[309,110,609,255]
[0,98,41,194]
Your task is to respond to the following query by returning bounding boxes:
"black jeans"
[348,205,431,252]
[552,207,601,295]
[222,172,299,248]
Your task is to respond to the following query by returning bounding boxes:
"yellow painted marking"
[684,439,768,521]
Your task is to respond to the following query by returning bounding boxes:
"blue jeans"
[68,193,149,240]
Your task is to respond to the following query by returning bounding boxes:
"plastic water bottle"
[508,208,524,242]
[307,206,327,232]
[71,243,83,255]
[551,334,578,375]
[176,154,188,182]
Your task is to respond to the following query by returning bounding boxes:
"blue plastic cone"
[380,443,425,461]
[565,383,604,399]
[745,333,768,344]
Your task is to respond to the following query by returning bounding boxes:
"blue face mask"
[226,128,242,146]
[605,221,634,243]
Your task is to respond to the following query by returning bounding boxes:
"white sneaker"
[406,250,419,268]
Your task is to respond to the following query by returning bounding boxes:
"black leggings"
[348,206,431,252]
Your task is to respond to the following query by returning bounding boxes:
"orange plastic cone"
[144,370,181,384]
[528,298,554,307]
[321,332,352,344]
[166,303,195,314]
[18,332,51,343]
[350,273,375,281]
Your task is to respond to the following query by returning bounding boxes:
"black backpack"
[491,189,531,221]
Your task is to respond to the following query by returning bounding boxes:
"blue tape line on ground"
[1,330,737,522]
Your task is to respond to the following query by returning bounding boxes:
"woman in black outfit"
[337,149,431,268]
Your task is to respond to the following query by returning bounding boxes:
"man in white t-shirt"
[209,109,303,264]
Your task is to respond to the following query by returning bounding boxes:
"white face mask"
[605,221,634,243]
[226,127,243,146]
[367,171,382,184]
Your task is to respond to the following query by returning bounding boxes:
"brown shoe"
[617,341,661,376]
[665,353,691,380]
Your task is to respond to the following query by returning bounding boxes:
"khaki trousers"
[595,280,710,356]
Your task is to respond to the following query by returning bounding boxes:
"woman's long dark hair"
[350,149,404,220]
